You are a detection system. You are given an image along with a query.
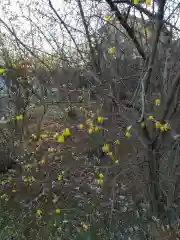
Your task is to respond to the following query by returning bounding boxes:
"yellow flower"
[79,124,84,129]
[97,179,103,185]
[57,135,65,143]
[114,160,119,164]
[114,140,120,145]
[160,126,165,132]
[104,15,111,22]
[86,119,92,125]
[62,128,71,137]
[125,131,131,137]
[57,174,63,181]
[39,159,46,165]
[148,115,154,120]
[146,0,151,5]
[94,126,100,132]
[54,132,59,138]
[82,223,89,231]
[55,209,61,214]
[0,193,8,199]
[23,178,28,183]
[25,163,33,169]
[88,128,93,134]
[160,122,170,132]
[140,121,145,128]
[99,173,104,179]
[36,209,42,215]
[164,122,170,130]
[12,182,16,187]
[155,121,161,129]
[133,0,140,4]
[106,151,113,157]
[16,115,23,120]
[155,99,161,106]
[108,47,116,55]
[12,189,16,193]
[102,143,110,153]
[0,68,6,74]
[97,116,104,123]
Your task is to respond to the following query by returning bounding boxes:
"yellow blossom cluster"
[124,125,132,138]
[36,208,61,216]
[62,128,71,137]
[57,174,63,181]
[140,121,145,128]
[97,116,104,124]
[57,171,64,181]
[97,173,104,185]
[39,158,46,165]
[36,209,42,215]
[23,176,36,183]
[15,115,24,120]
[125,131,132,137]
[155,98,161,106]
[0,193,8,201]
[154,121,170,132]
[78,123,84,129]
[54,128,71,143]
[78,116,104,134]
[55,208,61,214]
[1,177,12,185]
[102,143,119,165]
[133,0,151,5]
[108,47,116,55]
[104,15,111,23]
[81,222,89,231]
[147,114,170,132]
[148,115,154,120]
[23,163,34,170]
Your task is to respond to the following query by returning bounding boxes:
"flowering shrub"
[0,91,175,240]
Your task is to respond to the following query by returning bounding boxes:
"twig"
[105,0,146,60]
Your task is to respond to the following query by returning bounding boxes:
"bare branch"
[144,0,167,94]
[48,0,86,63]
[105,0,146,60]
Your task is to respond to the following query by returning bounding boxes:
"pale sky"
[0,0,66,52]
[0,0,180,54]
